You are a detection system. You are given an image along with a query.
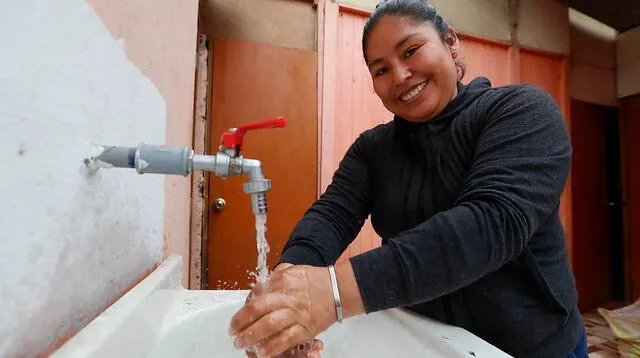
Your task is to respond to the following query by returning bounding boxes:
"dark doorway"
[571,99,625,312]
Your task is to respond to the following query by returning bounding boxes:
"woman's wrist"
[273,262,293,272]
[333,260,365,319]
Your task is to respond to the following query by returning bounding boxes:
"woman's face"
[365,15,459,123]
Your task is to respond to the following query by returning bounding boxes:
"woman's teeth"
[401,82,427,102]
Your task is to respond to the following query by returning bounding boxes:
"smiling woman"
[229,1,587,357]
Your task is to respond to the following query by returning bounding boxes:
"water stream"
[254,213,270,285]
[250,213,314,358]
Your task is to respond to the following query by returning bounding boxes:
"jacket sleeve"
[351,85,572,313]
[278,132,373,267]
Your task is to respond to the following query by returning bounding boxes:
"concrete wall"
[340,0,511,42]
[519,0,570,54]
[0,0,198,356]
[617,26,640,98]
[88,0,200,286]
[338,0,571,55]
[200,0,317,51]
[569,9,617,106]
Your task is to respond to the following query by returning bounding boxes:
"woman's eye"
[375,67,387,77]
[405,47,418,58]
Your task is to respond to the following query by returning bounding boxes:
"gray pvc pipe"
[94,146,137,168]
[135,144,191,176]
[91,144,192,176]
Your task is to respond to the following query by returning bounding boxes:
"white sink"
[52,256,512,358]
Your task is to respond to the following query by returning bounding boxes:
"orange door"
[519,50,565,100]
[460,36,511,87]
[322,6,389,262]
[207,39,318,289]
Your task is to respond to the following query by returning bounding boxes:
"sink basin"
[52,256,512,357]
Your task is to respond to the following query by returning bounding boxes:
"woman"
[230,1,588,357]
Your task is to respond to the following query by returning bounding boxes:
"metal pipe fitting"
[85,144,272,215]
[241,159,271,215]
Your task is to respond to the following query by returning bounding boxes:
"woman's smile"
[399,80,429,103]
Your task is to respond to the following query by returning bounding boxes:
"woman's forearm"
[335,260,366,318]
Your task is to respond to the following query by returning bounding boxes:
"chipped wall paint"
[0,0,167,356]
[617,26,640,98]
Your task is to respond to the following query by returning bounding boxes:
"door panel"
[208,39,317,289]
[330,10,390,262]
[519,50,563,100]
[621,94,640,300]
[571,100,613,311]
[460,37,510,87]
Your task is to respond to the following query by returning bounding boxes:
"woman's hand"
[244,339,324,358]
[230,265,337,357]
[243,263,325,357]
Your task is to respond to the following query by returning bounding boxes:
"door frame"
[189,34,213,289]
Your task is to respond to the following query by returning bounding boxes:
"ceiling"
[556,0,640,33]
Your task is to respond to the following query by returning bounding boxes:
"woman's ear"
[445,29,460,59]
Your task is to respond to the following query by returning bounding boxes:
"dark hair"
[362,0,465,81]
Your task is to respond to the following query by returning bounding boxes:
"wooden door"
[460,35,511,87]
[621,94,640,301]
[571,100,615,312]
[519,50,565,100]
[207,39,317,289]
[322,6,390,262]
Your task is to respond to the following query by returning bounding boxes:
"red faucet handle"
[221,116,286,151]
[237,116,286,132]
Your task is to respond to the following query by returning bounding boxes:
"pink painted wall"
[321,6,389,262]
[87,0,199,285]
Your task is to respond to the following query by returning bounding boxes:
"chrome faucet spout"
[241,159,271,215]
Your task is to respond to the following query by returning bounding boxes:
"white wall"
[569,9,617,106]
[0,1,166,356]
[617,26,640,98]
[86,0,200,286]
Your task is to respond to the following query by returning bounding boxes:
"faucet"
[84,117,286,215]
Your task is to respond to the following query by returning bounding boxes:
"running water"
[248,213,316,358]
[254,213,270,285]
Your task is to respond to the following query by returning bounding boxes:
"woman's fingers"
[255,324,309,357]
[230,293,293,338]
[247,338,323,358]
[233,308,298,349]
[230,265,335,357]
[311,339,324,352]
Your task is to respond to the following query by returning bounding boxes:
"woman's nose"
[391,65,411,86]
